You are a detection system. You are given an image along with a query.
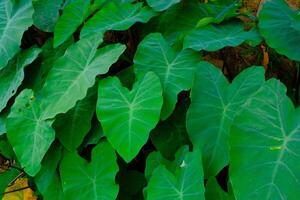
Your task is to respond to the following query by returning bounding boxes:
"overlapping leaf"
[53,85,97,151]
[230,79,300,200]
[6,89,55,176]
[0,48,41,112]
[38,35,125,120]
[258,0,300,61]
[33,0,63,32]
[80,2,157,38]
[0,0,34,70]
[60,141,119,200]
[184,22,262,52]
[97,72,163,162]
[187,62,265,177]
[54,0,90,47]
[205,177,230,200]
[146,0,180,12]
[146,149,205,200]
[134,33,200,119]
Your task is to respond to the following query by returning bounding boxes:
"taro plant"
[0,0,300,199]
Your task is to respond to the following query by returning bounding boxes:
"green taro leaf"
[60,141,119,200]
[33,0,63,32]
[0,139,14,159]
[0,48,41,112]
[0,0,34,70]
[0,115,6,135]
[187,62,265,177]
[145,151,172,181]
[146,0,181,12]
[184,22,262,51]
[258,0,300,61]
[35,143,64,200]
[54,0,90,47]
[146,149,205,200]
[80,2,157,38]
[230,79,300,200]
[6,89,55,176]
[97,72,163,162]
[54,84,97,151]
[38,35,125,120]
[205,177,229,200]
[134,33,200,120]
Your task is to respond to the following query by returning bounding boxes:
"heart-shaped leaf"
[38,35,125,120]
[187,62,265,177]
[184,22,262,52]
[134,33,200,119]
[60,141,119,200]
[54,0,90,47]
[146,0,180,12]
[258,0,300,61]
[80,2,157,38]
[6,89,55,176]
[146,149,205,200]
[97,72,163,162]
[230,79,300,199]
[0,48,41,112]
[0,0,34,70]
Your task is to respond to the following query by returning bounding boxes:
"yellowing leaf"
[3,178,37,200]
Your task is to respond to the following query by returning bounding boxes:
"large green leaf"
[187,62,265,177]
[38,35,125,120]
[230,79,300,200]
[53,0,90,47]
[80,2,157,38]
[60,141,119,200]
[146,0,180,12]
[34,143,63,200]
[97,72,163,162]
[0,0,34,70]
[53,84,97,151]
[258,0,300,61]
[33,0,63,32]
[0,48,41,112]
[146,149,205,200]
[6,89,55,176]
[134,33,200,119]
[184,22,262,52]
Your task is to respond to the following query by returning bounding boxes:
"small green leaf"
[150,99,190,160]
[0,115,6,135]
[0,48,41,112]
[146,149,205,200]
[33,0,63,32]
[0,169,19,198]
[80,2,157,38]
[187,62,265,177]
[97,72,163,162]
[184,22,262,51]
[38,35,125,120]
[54,0,90,47]
[205,177,229,200]
[6,89,55,176]
[145,151,172,181]
[134,33,200,119]
[230,79,300,200]
[146,0,180,12]
[53,84,97,151]
[0,0,34,70]
[60,141,119,200]
[0,139,14,159]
